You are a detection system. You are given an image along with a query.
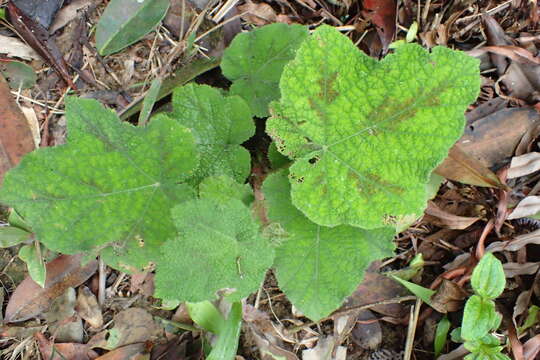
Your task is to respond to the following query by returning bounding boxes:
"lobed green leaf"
[263,170,394,320]
[221,23,309,117]
[0,97,198,272]
[154,198,274,302]
[161,83,255,186]
[267,25,480,229]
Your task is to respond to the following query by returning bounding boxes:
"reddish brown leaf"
[36,332,98,360]
[0,74,35,184]
[524,334,540,360]
[94,343,148,360]
[7,1,76,89]
[362,0,396,50]
[5,254,98,322]
[435,144,507,189]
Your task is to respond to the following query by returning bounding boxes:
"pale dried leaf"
[507,152,540,178]
[503,262,540,277]
[303,336,346,360]
[238,0,277,25]
[49,0,97,34]
[508,196,540,219]
[524,334,540,360]
[487,229,540,252]
[19,106,40,148]
[0,35,40,61]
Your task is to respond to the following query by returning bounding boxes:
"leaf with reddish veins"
[0,74,35,184]
[362,0,397,49]
[5,254,98,323]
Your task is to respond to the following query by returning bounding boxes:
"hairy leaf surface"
[263,170,395,320]
[0,98,198,272]
[199,175,253,206]
[221,23,309,117]
[267,25,480,228]
[162,84,254,185]
[155,198,274,302]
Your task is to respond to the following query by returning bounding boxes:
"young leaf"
[19,243,46,287]
[263,171,395,320]
[95,0,169,56]
[199,175,254,206]
[138,77,162,126]
[187,301,225,334]
[207,302,242,360]
[435,316,451,357]
[461,295,500,341]
[390,275,435,305]
[162,83,255,185]
[221,23,309,117]
[471,253,505,300]
[0,226,31,248]
[267,25,480,229]
[154,198,274,302]
[0,97,198,272]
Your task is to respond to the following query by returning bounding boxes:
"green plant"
[452,253,510,360]
[0,23,480,346]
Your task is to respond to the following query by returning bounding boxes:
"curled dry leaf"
[507,196,540,220]
[507,152,540,178]
[430,279,469,314]
[350,310,382,350]
[362,0,397,50]
[238,0,277,26]
[4,254,98,323]
[424,201,480,230]
[76,286,103,328]
[303,336,347,360]
[524,334,540,360]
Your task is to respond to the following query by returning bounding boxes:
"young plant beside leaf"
[0,23,481,358]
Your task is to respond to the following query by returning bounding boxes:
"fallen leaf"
[76,286,103,328]
[468,46,540,65]
[238,0,277,26]
[36,332,98,360]
[303,336,346,360]
[12,0,64,29]
[488,229,540,252]
[503,262,540,277]
[424,201,480,230]
[94,343,148,360]
[243,305,298,360]
[523,334,540,360]
[344,271,408,317]
[49,0,97,34]
[106,308,161,350]
[0,74,36,184]
[0,34,40,60]
[19,106,40,148]
[458,108,540,168]
[0,60,37,89]
[430,279,468,313]
[507,152,540,178]
[435,144,507,189]
[508,196,540,220]
[4,254,98,322]
[362,0,396,50]
[350,310,382,350]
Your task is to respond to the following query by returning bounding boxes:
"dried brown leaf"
[0,74,36,184]
[0,35,40,60]
[76,286,103,328]
[106,308,161,350]
[503,262,540,277]
[94,343,148,360]
[524,334,540,360]
[36,332,98,360]
[435,144,507,189]
[5,254,98,323]
[458,108,540,168]
[430,280,468,313]
[362,0,397,50]
[424,201,480,230]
